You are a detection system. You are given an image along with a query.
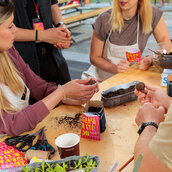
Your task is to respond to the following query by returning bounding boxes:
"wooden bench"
[58,0,69,4]
[64,5,112,25]
[59,3,81,11]
[58,0,81,15]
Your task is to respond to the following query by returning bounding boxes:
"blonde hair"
[110,0,152,34]
[0,1,24,127]
[0,52,23,111]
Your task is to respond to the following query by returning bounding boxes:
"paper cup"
[55,133,80,159]
[126,49,141,62]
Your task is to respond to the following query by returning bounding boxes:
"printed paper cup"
[55,133,80,159]
[126,49,141,62]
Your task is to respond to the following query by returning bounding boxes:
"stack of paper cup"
[126,49,141,62]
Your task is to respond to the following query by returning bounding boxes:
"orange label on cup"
[126,50,141,62]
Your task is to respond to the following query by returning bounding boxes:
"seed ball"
[89,79,96,85]
[135,82,145,91]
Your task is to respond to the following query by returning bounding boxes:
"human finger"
[144,84,158,92]
[157,106,165,118]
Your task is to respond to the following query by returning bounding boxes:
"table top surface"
[0,65,164,172]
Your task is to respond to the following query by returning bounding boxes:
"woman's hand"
[117,60,130,73]
[137,56,152,70]
[39,27,72,45]
[61,78,99,103]
[53,26,72,49]
[135,84,172,113]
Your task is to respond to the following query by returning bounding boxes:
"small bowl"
[148,42,172,72]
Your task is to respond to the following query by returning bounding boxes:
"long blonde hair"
[0,1,23,125]
[110,0,152,34]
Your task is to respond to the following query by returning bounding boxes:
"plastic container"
[148,42,172,72]
[167,74,172,97]
[160,69,172,86]
[101,81,139,108]
[6,155,100,172]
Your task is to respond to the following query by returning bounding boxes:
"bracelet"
[137,122,158,135]
[58,84,66,101]
[55,22,64,27]
[35,30,38,41]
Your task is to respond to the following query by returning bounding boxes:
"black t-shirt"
[26,0,58,29]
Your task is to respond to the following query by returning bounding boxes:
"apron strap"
[136,12,140,44]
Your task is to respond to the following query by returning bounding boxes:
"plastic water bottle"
[161,69,172,86]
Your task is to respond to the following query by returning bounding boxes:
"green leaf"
[78,158,82,165]
[92,161,96,167]
[22,165,31,172]
[84,153,89,163]
[62,162,68,170]
[54,163,65,172]
[87,159,93,167]
[41,161,45,172]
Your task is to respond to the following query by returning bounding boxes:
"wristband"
[35,30,38,41]
[55,22,64,27]
[137,122,158,135]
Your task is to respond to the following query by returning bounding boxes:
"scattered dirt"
[135,82,145,91]
[57,113,82,128]
[103,85,135,98]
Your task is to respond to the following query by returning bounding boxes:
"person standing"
[12,0,72,85]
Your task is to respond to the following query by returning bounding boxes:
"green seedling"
[74,158,83,169]
[22,154,97,172]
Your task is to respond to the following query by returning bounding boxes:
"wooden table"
[0,65,163,172]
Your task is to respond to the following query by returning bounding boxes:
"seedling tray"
[101,81,139,108]
[2,155,100,172]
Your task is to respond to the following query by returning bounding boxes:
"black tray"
[101,81,139,108]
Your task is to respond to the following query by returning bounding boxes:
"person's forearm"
[62,98,82,105]
[90,56,118,74]
[134,125,157,162]
[42,87,64,111]
[51,4,64,26]
[134,126,172,172]
[15,28,53,43]
[15,28,36,42]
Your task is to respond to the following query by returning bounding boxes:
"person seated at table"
[134,84,172,171]
[0,0,99,136]
[82,0,171,82]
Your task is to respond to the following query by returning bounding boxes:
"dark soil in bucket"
[88,107,102,113]
[103,85,135,98]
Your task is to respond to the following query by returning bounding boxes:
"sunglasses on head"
[0,0,8,6]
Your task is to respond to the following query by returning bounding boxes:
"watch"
[137,122,158,135]
[55,22,64,27]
